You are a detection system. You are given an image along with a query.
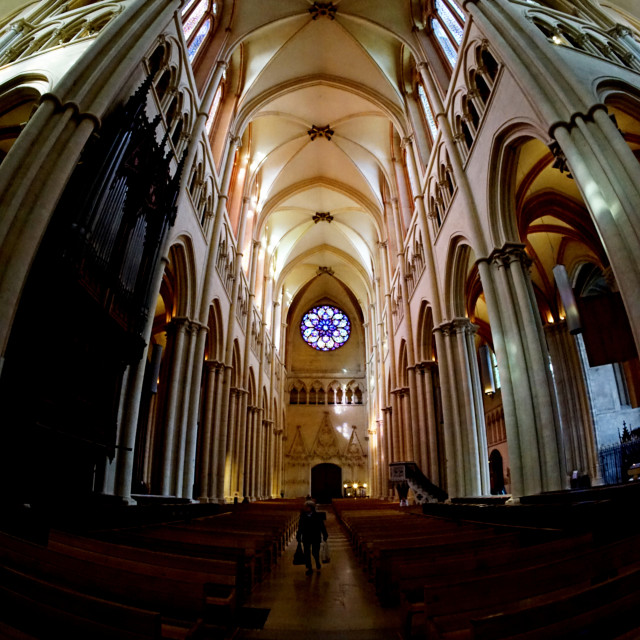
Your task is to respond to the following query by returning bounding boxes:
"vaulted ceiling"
[220,1,419,314]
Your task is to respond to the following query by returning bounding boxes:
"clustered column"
[545,322,598,482]
[480,244,565,496]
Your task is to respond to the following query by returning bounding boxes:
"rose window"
[300,305,350,351]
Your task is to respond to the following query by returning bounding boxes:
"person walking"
[296,500,328,575]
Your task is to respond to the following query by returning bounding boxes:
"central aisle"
[235,507,404,640]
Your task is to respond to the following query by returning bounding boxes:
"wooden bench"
[421,532,640,639]
[0,529,237,629]
[471,564,640,639]
[0,564,163,640]
[396,532,593,637]
[373,532,523,605]
[107,525,271,585]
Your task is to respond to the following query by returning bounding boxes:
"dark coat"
[296,511,328,543]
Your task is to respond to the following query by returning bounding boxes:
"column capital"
[609,24,631,38]
[167,316,190,333]
[401,135,414,149]
[417,359,438,371]
[11,18,32,34]
[435,317,477,336]
[479,242,530,270]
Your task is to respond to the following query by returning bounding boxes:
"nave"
[236,508,405,640]
[3,494,640,639]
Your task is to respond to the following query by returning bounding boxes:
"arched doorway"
[489,449,505,495]
[311,463,342,504]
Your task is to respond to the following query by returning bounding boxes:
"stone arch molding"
[487,121,554,249]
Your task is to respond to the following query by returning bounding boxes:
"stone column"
[373,277,388,494]
[453,318,489,496]
[419,360,441,482]
[160,317,188,495]
[378,239,402,462]
[173,321,199,497]
[435,321,462,496]
[251,408,261,498]
[247,407,257,499]
[198,136,243,502]
[111,249,170,502]
[390,195,421,463]
[382,407,393,496]
[0,19,30,54]
[435,316,490,497]
[553,111,640,352]
[265,422,274,498]
[198,359,221,501]
[232,387,248,497]
[210,363,231,501]
[479,244,565,496]
[182,319,208,500]
[224,388,239,500]
[237,240,260,496]
[545,322,598,483]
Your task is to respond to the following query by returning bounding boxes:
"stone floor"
[234,507,406,640]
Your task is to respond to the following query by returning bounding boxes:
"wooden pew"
[374,531,523,605]
[0,564,162,640]
[421,532,640,639]
[106,525,267,586]
[1,502,300,639]
[396,532,593,637]
[0,529,236,632]
[471,564,640,639]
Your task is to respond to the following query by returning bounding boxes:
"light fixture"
[343,484,348,488]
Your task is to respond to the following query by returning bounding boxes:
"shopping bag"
[320,539,330,563]
[293,542,305,565]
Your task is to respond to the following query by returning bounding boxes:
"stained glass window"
[183,0,207,40]
[418,84,438,140]
[182,0,214,66]
[431,0,465,67]
[181,0,198,17]
[436,0,464,44]
[301,305,351,351]
[433,20,458,66]
[188,18,210,62]
[205,83,223,134]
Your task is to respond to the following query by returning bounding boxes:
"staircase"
[389,461,448,504]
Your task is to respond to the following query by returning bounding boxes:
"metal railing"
[598,439,640,485]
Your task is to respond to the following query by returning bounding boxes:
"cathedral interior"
[1,0,640,638]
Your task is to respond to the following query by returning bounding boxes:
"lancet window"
[417,83,438,142]
[431,0,466,67]
[205,82,224,135]
[181,0,218,64]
